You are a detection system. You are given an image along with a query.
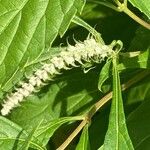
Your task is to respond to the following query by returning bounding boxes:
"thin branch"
[121,4,150,30]
[90,0,150,30]
[91,70,150,117]
[56,119,87,150]
[116,1,150,30]
[56,70,150,150]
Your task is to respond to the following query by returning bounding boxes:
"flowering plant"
[0,0,149,149]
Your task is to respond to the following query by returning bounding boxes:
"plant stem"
[90,0,150,30]
[116,1,150,30]
[122,6,150,30]
[56,119,87,150]
[56,70,150,150]
[93,70,150,117]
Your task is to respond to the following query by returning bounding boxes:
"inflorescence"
[1,37,114,116]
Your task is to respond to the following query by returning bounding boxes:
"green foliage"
[129,0,150,18]
[103,55,134,150]
[0,0,150,149]
[98,60,112,92]
[0,116,44,150]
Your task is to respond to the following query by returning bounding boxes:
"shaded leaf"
[127,96,150,149]
[124,73,150,105]
[89,105,110,150]
[128,27,150,52]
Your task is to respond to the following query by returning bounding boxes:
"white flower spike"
[1,37,115,116]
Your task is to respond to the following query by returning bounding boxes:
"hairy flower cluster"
[1,38,113,116]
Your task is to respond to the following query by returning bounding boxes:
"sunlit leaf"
[19,120,43,150]
[103,56,134,149]
[0,0,85,90]
[0,116,44,150]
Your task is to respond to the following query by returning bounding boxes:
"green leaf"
[103,57,134,149]
[0,116,44,150]
[127,97,150,149]
[124,73,150,105]
[19,120,43,150]
[56,0,86,37]
[118,50,150,70]
[98,60,112,92]
[34,116,83,146]
[128,27,150,52]
[129,0,150,19]
[76,124,90,150]
[0,0,85,90]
